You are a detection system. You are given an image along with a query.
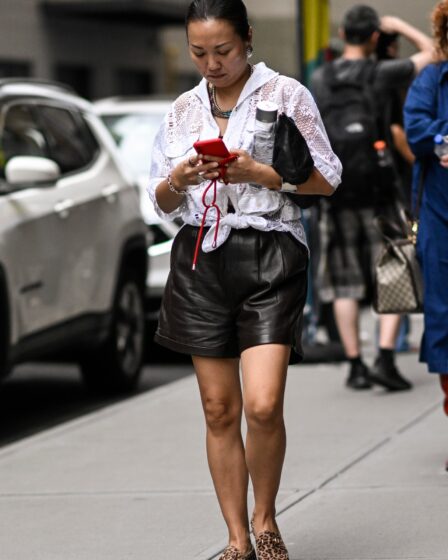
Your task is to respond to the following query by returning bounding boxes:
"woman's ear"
[248,26,253,47]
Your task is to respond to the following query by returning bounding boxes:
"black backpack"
[319,60,379,206]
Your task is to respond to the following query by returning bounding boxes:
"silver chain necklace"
[208,65,254,119]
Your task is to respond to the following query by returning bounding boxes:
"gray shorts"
[317,206,384,303]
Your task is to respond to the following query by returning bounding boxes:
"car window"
[101,113,165,177]
[36,105,99,174]
[0,104,50,179]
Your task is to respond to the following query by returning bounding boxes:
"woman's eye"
[217,51,230,56]
[194,52,205,58]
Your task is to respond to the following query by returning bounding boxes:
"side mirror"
[5,156,61,185]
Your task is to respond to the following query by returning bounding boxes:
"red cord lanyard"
[192,178,221,270]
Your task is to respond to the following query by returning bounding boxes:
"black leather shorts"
[154,225,308,360]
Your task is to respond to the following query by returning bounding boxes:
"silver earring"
[246,45,254,59]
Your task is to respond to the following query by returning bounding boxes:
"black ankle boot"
[346,359,372,390]
[370,351,413,391]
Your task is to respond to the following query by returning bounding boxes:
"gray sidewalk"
[0,323,447,559]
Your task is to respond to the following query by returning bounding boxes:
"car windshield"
[101,113,165,177]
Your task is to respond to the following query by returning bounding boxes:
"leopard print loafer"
[219,544,257,560]
[251,519,289,560]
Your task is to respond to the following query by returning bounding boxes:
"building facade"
[0,0,435,100]
[0,0,185,98]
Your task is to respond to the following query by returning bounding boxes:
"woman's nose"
[207,55,221,71]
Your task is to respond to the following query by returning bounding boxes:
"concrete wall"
[44,18,161,98]
[0,0,162,98]
[0,0,51,78]
[331,0,433,32]
[330,1,434,57]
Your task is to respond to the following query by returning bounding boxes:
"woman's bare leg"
[241,344,290,534]
[192,355,251,552]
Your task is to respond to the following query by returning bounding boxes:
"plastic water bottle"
[434,134,448,158]
[374,140,398,210]
[374,139,396,186]
[252,101,278,165]
[374,139,394,168]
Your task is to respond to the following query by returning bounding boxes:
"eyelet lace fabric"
[148,62,342,253]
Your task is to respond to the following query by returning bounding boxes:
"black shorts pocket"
[278,233,309,280]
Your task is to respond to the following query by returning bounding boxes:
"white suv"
[94,97,179,317]
[0,79,148,393]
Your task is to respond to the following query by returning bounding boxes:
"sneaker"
[370,357,413,391]
[346,361,372,390]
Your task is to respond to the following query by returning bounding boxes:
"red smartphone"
[193,137,231,159]
[193,138,238,182]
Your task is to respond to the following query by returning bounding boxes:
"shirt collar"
[193,62,279,110]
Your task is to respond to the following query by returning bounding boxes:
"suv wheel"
[80,269,145,393]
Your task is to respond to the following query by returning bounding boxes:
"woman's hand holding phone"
[193,138,238,182]
[171,137,281,189]
[170,155,221,190]
[201,148,281,189]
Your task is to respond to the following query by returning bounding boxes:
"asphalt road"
[0,347,193,448]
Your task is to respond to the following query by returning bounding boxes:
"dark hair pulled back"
[186,0,250,41]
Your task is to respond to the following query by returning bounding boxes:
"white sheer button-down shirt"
[148,62,342,252]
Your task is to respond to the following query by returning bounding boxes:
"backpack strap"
[322,61,337,88]
[322,59,377,90]
[358,60,380,140]
[360,59,377,87]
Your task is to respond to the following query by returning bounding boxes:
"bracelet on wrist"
[167,173,186,196]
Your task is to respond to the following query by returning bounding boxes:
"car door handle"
[54,199,74,219]
[102,184,119,203]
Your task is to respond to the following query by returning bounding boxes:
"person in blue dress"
[404,0,448,435]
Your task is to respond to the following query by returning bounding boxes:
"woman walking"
[404,0,448,464]
[148,1,341,557]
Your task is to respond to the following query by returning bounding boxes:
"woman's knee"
[245,398,284,430]
[203,397,241,433]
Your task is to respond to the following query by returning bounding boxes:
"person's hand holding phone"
[201,149,283,189]
[169,155,221,191]
[191,137,282,189]
[201,149,255,184]
[193,138,238,182]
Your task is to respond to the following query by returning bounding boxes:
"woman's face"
[187,18,250,88]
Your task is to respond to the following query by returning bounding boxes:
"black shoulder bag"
[272,113,319,209]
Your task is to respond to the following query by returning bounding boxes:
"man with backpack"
[311,5,434,391]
